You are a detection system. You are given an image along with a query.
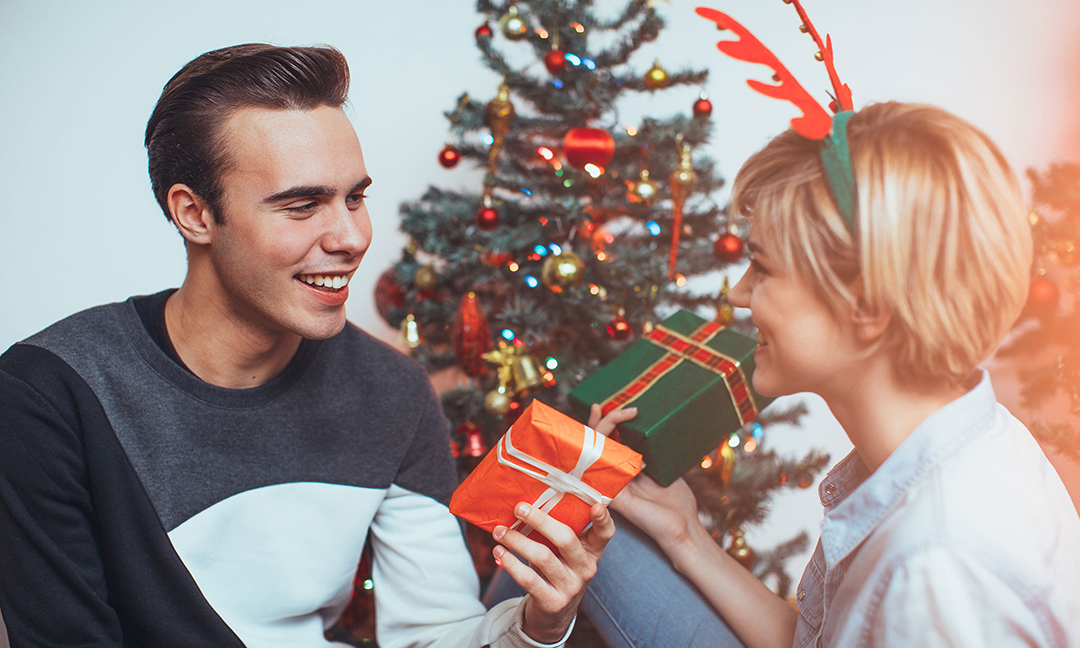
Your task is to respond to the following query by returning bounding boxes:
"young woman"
[583,102,1080,648]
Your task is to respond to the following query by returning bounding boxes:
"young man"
[0,44,613,648]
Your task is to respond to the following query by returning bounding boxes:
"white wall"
[2,0,1078,601]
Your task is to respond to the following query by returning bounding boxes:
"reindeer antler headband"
[696,2,857,234]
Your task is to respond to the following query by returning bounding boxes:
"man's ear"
[167,184,216,244]
[848,277,892,344]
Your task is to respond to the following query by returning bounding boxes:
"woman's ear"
[167,184,216,245]
[848,277,892,344]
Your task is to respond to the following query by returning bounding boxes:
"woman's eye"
[749,258,768,276]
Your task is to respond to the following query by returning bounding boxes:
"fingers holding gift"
[588,404,638,436]
[580,502,616,555]
[492,503,596,590]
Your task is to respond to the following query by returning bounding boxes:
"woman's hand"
[588,404,701,556]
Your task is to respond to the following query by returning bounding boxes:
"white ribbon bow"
[496,420,610,537]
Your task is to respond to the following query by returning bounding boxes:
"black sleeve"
[0,345,124,646]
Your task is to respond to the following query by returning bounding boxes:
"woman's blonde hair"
[731,102,1032,387]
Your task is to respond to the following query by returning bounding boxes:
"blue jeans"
[483,513,745,648]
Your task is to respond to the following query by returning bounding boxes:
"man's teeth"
[299,274,349,290]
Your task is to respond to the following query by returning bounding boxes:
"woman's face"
[728,218,853,399]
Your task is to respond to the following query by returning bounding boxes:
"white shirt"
[793,371,1080,647]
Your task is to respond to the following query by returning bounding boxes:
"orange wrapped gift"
[450,400,642,541]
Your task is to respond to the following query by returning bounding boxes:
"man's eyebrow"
[264,176,372,203]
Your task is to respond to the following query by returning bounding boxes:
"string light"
[363,579,374,591]
[548,243,563,255]
[551,79,564,89]
[589,284,600,295]
[584,163,603,178]
[744,438,758,452]
[752,423,764,439]
[565,53,582,66]
[570,22,585,32]
[596,251,608,261]
[627,126,638,136]
[581,58,596,70]
[524,275,539,288]
[701,456,714,469]
[508,261,519,272]
[646,221,661,236]
[563,179,574,188]
[675,273,687,287]
[545,357,559,369]
[728,433,740,448]
[501,329,515,340]
[533,244,549,256]
[537,147,555,160]
[480,133,494,145]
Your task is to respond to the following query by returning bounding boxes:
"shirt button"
[823,484,836,496]
[798,588,806,601]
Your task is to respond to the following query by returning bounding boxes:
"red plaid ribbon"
[600,321,759,425]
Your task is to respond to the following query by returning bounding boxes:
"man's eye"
[346,193,368,206]
[286,202,317,213]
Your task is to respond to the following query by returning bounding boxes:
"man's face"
[209,105,372,341]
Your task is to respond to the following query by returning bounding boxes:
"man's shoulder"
[17,299,132,355]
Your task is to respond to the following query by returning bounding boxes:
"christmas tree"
[336,1,828,643]
[996,163,1080,463]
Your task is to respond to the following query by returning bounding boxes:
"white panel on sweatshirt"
[168,481,382,648]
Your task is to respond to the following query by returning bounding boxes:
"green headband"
[819,110,858,236]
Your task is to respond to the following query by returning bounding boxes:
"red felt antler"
[789,0,853,112]
[695,7,832,140]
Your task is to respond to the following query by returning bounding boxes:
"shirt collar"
[817,369,999,567]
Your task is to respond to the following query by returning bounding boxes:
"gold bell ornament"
[399,313,422,349]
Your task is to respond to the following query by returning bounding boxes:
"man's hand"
[492,501,615,643]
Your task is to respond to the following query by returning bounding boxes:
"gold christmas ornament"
[499,6,528,41]
[511,353,542,392]
[399,313,422,349]
[482,341,517,392]
[484,385,513,416]
[631,169,659,205]
[716,276,734,326]
[413,264,439,291]
[541,250,586,288]
[668,137,698,278]
[485,82,516,173]
[643,60,670,89]
[726,529,756,569]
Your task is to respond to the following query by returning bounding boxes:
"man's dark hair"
[145,44,350,224]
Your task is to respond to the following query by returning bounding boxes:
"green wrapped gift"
[568,309,773,486]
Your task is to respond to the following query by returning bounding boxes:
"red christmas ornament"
[476,205,500,230]
[1026,276,1059,316]
[438,144,462,168]
[459,423,488,458]
[693,96,713,118]
[607,312,632,340]
[713,232,745,262]
[475,23,493,40]
[506,398,524,423]
[544,49,568,74]
[373,268,405,325]
[452,292,493,377]
[563,128,615,170]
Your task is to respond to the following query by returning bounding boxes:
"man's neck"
[164,282,302,390]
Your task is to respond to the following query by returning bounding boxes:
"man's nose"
[323,202,370,256]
